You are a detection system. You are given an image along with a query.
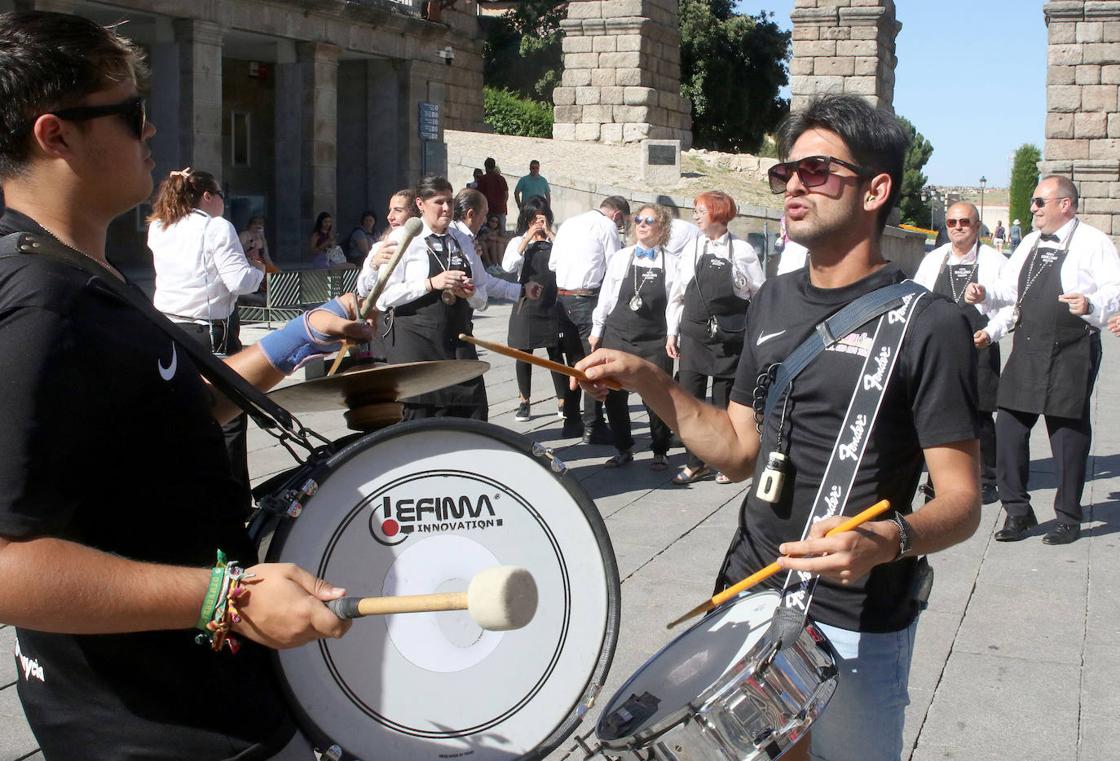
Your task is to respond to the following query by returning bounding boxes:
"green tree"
[679,2,790,152]
[481,1,564,103]
[897,116,933,228]
[1009,144,1041,228]
[483,87,553,138]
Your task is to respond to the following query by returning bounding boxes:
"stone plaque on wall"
[641,139,680,185]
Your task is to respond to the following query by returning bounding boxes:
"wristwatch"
[889,512,913,560]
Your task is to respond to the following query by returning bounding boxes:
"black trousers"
[515,347,569,402]
[557,293,604,428]
[174,316,249,505]
[679,369,734,471]
[979,411,997,487]
[997,408,1091,525]
[604,388,671,456]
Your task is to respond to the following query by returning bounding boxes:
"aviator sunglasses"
[945,218,974,228]
[633,215,658,226]
[1030,196,1069,208]
[48,95,147,140]
[768,155,872,194]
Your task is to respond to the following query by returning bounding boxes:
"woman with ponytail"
[148,167,264,501]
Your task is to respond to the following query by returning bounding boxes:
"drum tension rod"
[531,442,568,475]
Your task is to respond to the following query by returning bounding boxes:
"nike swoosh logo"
[757,330,786,346]
[158,343,177,381]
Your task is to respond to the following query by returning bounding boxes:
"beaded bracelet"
[195,553,255,654]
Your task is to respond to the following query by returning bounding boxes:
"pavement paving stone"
[0,627,15,688]
[0,687,37,761]
[951,579,1085,665]
[1079,642,1120,717]
[1078,712,1117,761]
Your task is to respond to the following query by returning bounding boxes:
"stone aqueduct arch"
[552,0,1118,241]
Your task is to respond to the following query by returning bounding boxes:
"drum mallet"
[666,499,892,630]
[326,565,539,631]
[327,216,424,377]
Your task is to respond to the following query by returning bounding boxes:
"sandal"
[672,465,710,485]
[650,454,669,472]
[715,472,732,485]
[604,450,634,468]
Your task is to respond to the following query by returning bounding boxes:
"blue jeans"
[809,619,918,761]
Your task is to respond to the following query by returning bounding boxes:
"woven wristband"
[195,550,228,631]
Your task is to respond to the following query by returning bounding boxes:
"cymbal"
[268,360,490,412]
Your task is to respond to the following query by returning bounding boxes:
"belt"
[557,288,599,297]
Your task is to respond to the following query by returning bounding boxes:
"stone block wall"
[441,0,487,132]
[552,0,692,147]
[1042,1,1120,240]
[789,0,899,112]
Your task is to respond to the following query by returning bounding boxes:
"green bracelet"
[195,549,228,631]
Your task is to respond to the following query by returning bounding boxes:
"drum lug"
[283,478,320,519]
[320,745,343,761]
[531,442,568,475]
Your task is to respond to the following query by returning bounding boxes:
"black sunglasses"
[945,218,974,228]
[768,155,871,194]
[633,215,657,226]
[49,96,147,140]
[1030,196,1068,208]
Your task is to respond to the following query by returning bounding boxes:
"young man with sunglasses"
[0,12,373,759]
[965,175,1120,544]
[913,202,1014,506]
[576,94,981,761]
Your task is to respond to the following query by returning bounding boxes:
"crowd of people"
[2,10,1119,761]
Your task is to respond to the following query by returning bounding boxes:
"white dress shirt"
[376,222,487,312]
[666,219,701,258]
[150,210,263,324]
[356,236,390,298]
[548,209,621,291]
[776,240,809,274]
[665,232,765,337]
[978,217,1120,330]
[451,220,521,302]
[502,235,528,276]
[591,244,680,339]
[914,241,1015,343]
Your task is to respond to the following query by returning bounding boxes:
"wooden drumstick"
[327,565,538,632]
[458,334,623,391]
[327,217,424,377]
[666,499,892,630]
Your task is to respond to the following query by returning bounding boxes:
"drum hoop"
[266,417,622,761]
[597,589,782,750]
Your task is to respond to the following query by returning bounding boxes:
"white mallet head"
[467,566,538,631]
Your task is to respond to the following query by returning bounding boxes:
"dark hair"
[360,209,376,222]
[484,157,496,171]
[148,168,219,226]
[454,188,486,221]
[1042,174,1079,209]
[515,203,554,236]
[600,195,631,216]
[391,188,418,214]
[416,175,454,199]
[312,211,332,234]
[247,215,265,227]
[777,94,909,231]
[0,11,148,178]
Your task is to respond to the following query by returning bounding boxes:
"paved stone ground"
[3,297,1119,761]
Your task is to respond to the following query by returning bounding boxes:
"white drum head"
[596,591,780,743]
[267,420,620,760]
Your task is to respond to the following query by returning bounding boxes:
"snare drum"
[257,419,621,760]
[593,591,837,761]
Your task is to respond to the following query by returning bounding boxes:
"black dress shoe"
[994,511,1038,542]
[981,484,1000,505]
[1042,522,1080,545]
[561,418,584,438]
[582,423,614,446]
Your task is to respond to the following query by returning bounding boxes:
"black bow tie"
[1040,233,1060,243]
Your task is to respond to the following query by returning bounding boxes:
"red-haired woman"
[665,190,765,484]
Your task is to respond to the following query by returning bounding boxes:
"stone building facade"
[789,0,899,112]
[552,0,692,148]
[1042,1,1120,241]
[4,0,486,268]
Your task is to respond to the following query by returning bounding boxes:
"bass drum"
[262,418,620,760]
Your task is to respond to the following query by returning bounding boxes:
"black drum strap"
[767,288,928,649]
[0,232,329,458]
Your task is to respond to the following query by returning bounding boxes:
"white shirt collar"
[1051,217,1078,244]
[947,240,979,265]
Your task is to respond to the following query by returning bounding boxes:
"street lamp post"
[979,176,987,231]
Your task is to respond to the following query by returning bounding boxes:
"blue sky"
[733,1,1048,187]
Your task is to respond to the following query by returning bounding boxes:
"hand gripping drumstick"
[327,217,425,377]
[458,334,623,391]
[326,565,539,632]
[666,499,892,630]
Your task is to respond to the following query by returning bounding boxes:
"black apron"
[386,233,486,408]
[602,253,672,374]
[679,241,749,377]
[998,242,1097,418]
[932,255,1000,412]
[507,240,559,350]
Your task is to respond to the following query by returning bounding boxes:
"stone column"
[789,0,899,112]
[1042,1,1120,241]
[274,38,303,262]
[552,0,692,148]
[298,42,340,242]
[172,19,224,180]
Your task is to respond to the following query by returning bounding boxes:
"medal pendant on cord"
[629,293,643,312]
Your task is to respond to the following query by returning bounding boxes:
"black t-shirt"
[727,264,977,632]
[0,211,293,759]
